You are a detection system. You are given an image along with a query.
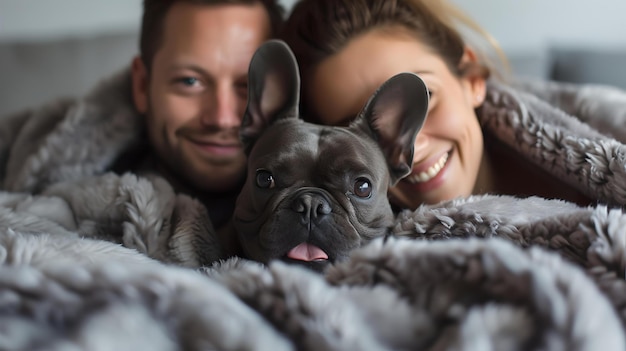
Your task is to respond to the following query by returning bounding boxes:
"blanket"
[3,75,626,350]
[2,196,626,350]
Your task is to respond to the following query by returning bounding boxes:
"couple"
[2,1,626,349]
[3,0,625,263]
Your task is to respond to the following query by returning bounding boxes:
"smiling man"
[0,0,284,245]
[129,1,283,229]
[132,1,272,194]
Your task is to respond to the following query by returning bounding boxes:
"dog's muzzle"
[290,188,333,226]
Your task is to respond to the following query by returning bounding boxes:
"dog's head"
[233,40,428,271]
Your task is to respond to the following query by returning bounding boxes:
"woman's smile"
[407,152,449,184]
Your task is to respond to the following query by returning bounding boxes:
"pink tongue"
[287,243,329,261]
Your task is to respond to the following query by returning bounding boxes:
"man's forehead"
[153,2,271,71]
[162,2,271,40]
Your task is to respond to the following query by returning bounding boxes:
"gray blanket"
[2,75,626,350]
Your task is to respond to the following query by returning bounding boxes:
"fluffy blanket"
[2,73,626,350]
[2,196,626,350]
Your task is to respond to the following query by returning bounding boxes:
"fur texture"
[2,70,626,349]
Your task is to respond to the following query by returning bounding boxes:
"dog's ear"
[240,40,301,153]
[351,72,429,185]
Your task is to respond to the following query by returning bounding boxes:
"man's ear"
[459,47,488,107]
[131,56,148,114]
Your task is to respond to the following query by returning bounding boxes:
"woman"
[281,0,626,209]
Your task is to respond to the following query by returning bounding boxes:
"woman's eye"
[235,81,248,91]
[235,81,248,98]
[353,177,372,198]
[426,90,436,112]
[255,169,275,189]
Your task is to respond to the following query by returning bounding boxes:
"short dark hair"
[140,0,285,69]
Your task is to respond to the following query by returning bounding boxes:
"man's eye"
[173,77,200,88]
[176,77,199,86]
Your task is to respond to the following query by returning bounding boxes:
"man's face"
[132,2,271,192]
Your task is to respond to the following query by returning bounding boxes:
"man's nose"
[201,85,242,129]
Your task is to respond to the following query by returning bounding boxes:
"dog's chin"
[238,216,361,273]
[239,241,336,273]
[279,257,332,273]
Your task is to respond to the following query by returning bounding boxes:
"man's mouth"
[286,242,329,262]
[187,138,242,157]
[406,152,449,184]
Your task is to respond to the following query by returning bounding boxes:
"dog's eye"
[353,177,372,198]
[255,169,275,189]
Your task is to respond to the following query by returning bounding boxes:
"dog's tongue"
[287,243,328,261]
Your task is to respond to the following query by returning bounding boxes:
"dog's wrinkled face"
[234,40,429,271]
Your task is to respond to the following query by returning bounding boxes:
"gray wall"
[2,0,624,50]
[451,0,626,84]
[1,0,625,116]
[0,0,298,116]
[452,0,626,52]
[0,0,142,42]
[0,0,297,42]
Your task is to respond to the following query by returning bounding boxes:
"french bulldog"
[233,40,429,271]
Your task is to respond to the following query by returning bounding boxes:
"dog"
[233,40,429,271]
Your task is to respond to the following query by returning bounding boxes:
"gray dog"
[233,40,429,271]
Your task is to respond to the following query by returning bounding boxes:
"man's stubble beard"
[145,97,247,193]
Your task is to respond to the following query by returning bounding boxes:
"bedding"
[2,74,626,349]
[2,195,626,350]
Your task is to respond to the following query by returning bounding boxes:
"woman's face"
[307,28,486,209]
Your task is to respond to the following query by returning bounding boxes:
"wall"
[0,0,299,116]
[451,0,626,52]
[0,0,141,42]
[0,0,297,42]
[451,0,626,82]
[1,0,624,51]
[1,0,625,115]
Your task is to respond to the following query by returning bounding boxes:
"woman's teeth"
[408,153,449,183]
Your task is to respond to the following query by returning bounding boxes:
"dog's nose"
[292,193,332,220]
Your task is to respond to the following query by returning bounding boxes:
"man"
[0,0,285,266]
[131,0,283,229]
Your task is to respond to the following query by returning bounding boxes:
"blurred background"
[1,0,625,116]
